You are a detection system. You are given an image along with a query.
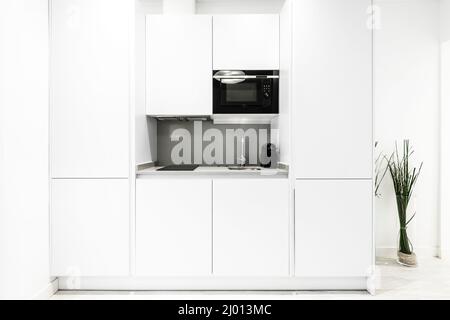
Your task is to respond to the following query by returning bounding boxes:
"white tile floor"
[51,258,450,300]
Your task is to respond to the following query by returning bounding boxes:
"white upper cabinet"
[51,0,131,178]
[213,15,280,70]
[292,0,372,179]
[146,15,212,116]
[213,179,289,277]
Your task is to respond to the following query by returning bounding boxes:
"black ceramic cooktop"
[157,165,200,171]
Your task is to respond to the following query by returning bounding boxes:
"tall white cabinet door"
[213,179,289,277]
[136,179,212,276]
[51,179,129,276]
[292,0,372,179]
[295,180,372,277]
[51,0,130,178]
[146,15,212,116]
[213,15,280,70]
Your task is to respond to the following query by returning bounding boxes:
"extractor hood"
[212,114,277,125]
[152,116,211,122]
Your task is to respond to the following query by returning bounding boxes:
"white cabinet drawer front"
[51,0,130,178]
[295,179,372,277]
[51,179,129,277]
[213,15,280,70]
[146,15,212,116]
[136,179,212,276]
[292,0,372,179]
[213,179,289,277]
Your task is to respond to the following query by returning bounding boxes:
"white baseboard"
[33,278,59,300]
[57,277,369,292]
[376,246,440,259]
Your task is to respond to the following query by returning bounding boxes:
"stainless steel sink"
[227,166,262,171]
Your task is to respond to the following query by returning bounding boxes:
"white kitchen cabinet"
[295,180,372,277]
[213,179,289,277]
[213,15,280,70]
[292,0,372,179]
[136,179,212,276]
[50,0,131,178]
[146,15,212,116]
[51,179,129,276]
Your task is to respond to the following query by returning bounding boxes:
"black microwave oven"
[213,70,279,114]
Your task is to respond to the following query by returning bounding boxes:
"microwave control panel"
[263,80,272,99]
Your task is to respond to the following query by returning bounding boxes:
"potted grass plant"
[386,140,423,267]
[374,142,389,198]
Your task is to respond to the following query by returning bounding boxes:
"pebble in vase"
[397,251,417,267]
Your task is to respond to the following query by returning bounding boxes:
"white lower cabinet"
[295,180,372,277]
[136,179,212,277]
[51,179,129,277]
[213,179,289,277]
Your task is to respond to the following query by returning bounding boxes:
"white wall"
[440,0,450,258]
[441,0,450,42]
[374,0,441,258]
[0,0,51,299]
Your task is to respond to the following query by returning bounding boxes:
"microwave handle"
[213,75,279,84]
[213,71,279,83]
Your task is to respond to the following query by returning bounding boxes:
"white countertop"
[136,166,288,178]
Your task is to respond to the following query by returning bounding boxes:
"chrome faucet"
[239,136,246,167]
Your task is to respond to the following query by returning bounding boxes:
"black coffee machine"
[260,143,277,168]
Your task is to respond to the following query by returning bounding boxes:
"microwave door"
[220,79,263,107]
